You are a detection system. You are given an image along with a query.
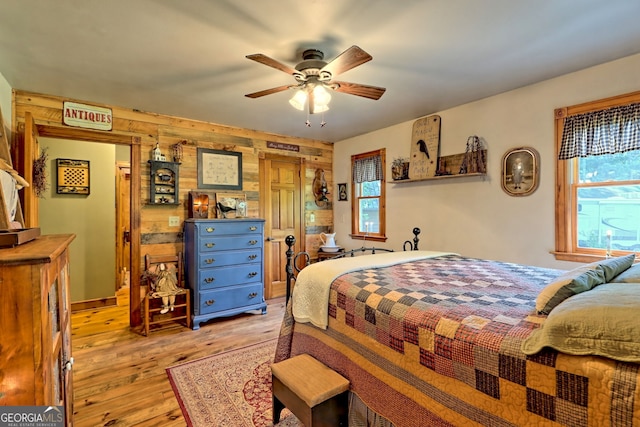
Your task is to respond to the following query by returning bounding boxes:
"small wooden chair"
[142,253,191,336]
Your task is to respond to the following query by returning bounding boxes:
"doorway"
[260,154,304,299]
[115,161,131,293]
[21,113,143,326]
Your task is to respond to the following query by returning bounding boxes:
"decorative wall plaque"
[57,158,90,195]
[409,115,441,179]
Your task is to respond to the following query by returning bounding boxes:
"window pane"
[361,181,381,197]
[359,198,380,233]
[578,150,640,182]
[576,184,640,251]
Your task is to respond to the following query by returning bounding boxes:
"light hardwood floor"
[71,298,287,426]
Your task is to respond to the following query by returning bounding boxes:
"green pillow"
[609,261,640,283]
[535,263,605,315]
[598,254,636,282]
[523,283,640,362]
[535,255,636,315]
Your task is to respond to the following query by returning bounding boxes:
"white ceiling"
[1,0,640,143]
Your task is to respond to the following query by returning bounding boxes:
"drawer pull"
[205,258,216,264]
[205,299,216,306]
[248,292,258,298]
[205,227,215,233]
[204,277,215,283]
[249,271,258,278]
[249,240,258,245]
[249,226,257,231]
[205,243,216,248]
[248,254,257,260]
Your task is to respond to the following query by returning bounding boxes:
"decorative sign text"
[63,101,113,131]
[267,141,300,152]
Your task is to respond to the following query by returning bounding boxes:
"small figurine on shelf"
[152,142,163,161]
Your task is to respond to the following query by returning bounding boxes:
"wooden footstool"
[271,354,350,427]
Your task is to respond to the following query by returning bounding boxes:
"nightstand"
[317,248,344,262]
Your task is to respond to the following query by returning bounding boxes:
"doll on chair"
[151,263,180,314]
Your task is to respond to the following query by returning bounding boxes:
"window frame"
[350,149,387,242]
[554,90,640,262]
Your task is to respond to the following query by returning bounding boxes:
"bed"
[275,233,640,426]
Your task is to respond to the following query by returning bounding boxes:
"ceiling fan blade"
[246,53,297,75]
[333,81,386,100]
[320,46,372,77]
[245,85,293,98]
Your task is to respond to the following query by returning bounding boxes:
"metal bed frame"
[284,227,421,302]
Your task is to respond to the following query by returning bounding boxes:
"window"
[351,149,386,242]
[555,91,640,262]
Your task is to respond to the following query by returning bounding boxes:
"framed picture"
[501,147,540,196]
[337,183,348,201]
[215,192,247,219]
[197,148,242,190]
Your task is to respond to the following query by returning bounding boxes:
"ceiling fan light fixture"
[246,45,384,126]
[288,89,307,111]
[313,103,330,113]
[313,84,331,108]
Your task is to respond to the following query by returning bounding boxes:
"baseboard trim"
[72,296,117,313]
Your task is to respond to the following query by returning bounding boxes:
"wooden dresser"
[184,219,267,330]
[0,234,75,426]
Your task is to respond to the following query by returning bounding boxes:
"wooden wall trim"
[12,89,334,329]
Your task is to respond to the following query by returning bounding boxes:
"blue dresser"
[184,218,267,329]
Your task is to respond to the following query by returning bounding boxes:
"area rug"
[166,338,301,427]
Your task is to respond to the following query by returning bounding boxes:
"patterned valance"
[353,153,383,183]
[559,102,640,159]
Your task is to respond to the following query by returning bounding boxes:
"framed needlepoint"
[56,158,90,195]
[197,148,242,190]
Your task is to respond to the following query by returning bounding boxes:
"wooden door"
[260,156,303,299]
[115,162,131,291]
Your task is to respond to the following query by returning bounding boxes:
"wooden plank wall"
[11,90,334,265]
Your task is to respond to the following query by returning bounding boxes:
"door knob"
[266,237,274,241]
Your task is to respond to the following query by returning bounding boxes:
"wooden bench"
[271,354,349,427]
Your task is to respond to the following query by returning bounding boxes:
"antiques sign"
[63,101,113,131]
[267,141,300,152]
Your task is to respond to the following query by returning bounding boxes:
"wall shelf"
[389,149,487,184]
[389,172,486,184]
[148,160,180,205]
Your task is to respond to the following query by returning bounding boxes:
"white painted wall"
[334,53,640,270]
[39,138,116,302]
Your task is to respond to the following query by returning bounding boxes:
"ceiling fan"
[245,45,386,114]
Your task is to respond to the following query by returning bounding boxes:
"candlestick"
[606,230,612,258]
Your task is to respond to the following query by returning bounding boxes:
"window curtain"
[559,102,640,159]
[353,154,382,183]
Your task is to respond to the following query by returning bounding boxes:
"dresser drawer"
[198,235,263,252]
[196,221,263,237]
[198,283,264,315]
[198,249,262,269]
[198,263,262,289]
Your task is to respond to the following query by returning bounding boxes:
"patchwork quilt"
[276,255,640,426]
